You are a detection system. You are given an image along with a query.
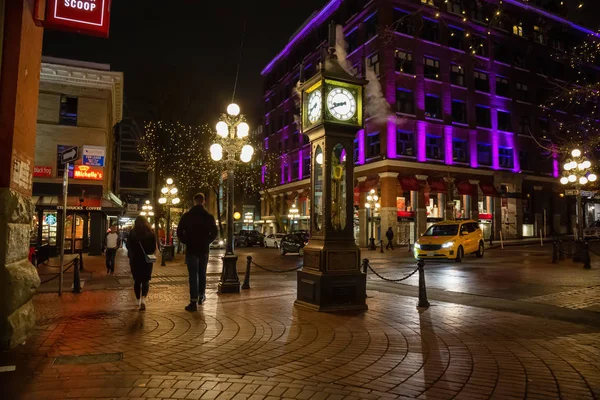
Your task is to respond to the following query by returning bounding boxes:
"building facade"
[32,57,124,256]
[260,0,599,245]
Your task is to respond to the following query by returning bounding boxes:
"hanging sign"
[33,166,53,177]
[40,0,112,38]
[82,145,106,167]
[73,165,104,180]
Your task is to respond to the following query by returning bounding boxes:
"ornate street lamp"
[140,200,154,221]
[287,203,299,232]
[560,149,596,253]
[211,103,254,293]
[158,178,180,266]
[364,189,381,250]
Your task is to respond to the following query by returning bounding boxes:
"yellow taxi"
[414,220,484,262]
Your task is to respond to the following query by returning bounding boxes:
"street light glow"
[580,177,588,185]
[172,198,180,205]
[210,143,223,161]
[568,174,577,182]
[161,187,168,194]
[560,177,569,185]
[159,197,167,204]
[589,174,597,182]
[216,121,229,137]
[227,103,241,116]
[170,187,178,195]
[582,160,591,169]
[237,122,249,138]
[166,178,174,185]
[564,163,572,171]
[572,149,582,157]
[316,152,323,165]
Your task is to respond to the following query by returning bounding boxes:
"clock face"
[307,90,322,123]
[327,87,357,121]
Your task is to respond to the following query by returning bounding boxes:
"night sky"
[42,0,328,127]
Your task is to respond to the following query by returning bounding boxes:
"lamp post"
[365,189,381,250]
[287,203,299,232]
[210,103,254,293]
[140,200,154,222]
[158,178,180,266]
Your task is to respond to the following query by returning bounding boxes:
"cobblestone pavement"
[1,277,600,400]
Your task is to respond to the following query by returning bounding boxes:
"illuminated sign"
[33,166,53,177]
[45,214,57,225]
[73,165,103,181]
[43,0,112,38]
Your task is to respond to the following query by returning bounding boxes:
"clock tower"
[296,22,368,312]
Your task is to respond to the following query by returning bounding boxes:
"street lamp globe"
[172,197,180,205]
[161,187,168,194]
[140,211,147,216]
[580,177,588,185]
[560,177,569,185]
[568,174,577,183]
[148,211,154,216]
[170,187,178,195]
[583,160,591,169]
[145,200,150,205]
[375,203,381,209]
[227,103,241,116]
[589,173,597,182]
[237,122,250,138]
[210,143,223,161]
[316,152,323,165]
[564,162,572,171]
[366,195,373,202]
[166,178,174,185]
[572,149,582,158]
[364,203,371,209]
[159,197,167,204]
[216,121,229,138]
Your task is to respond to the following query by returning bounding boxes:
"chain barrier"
[40,259,75,285]
[366,263,419,282]
[250,260,303,273]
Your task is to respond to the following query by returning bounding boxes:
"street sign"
[581,190,594,198]
[82,145,105,167]
[59,146,79,165]
[565,189,580,196]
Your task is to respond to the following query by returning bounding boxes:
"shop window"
[421,18,439,43]
[451,64,465,86]
[396,89,414,115]
[474,70,489,92]
[425,95,442,119]
[395,50,414,74]
[397,130,414,156]
[496,76,509,97]
[365,13,378,40]
[477,143,492,166]
[448,27,465,50]
[451,100,467,123]
[498,111,512,131]
[516,82,528,102]
[426,135,443,160]
[59,95,78,126]
[499,147,514,168]
[476,106,491,128]
[423,57,440,80]
[367,53,380,75]
[393,9,413,35]
[367,132,380,159]
[453,139,468,163]
[519,116,530,135]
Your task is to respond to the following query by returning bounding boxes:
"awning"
[428,178,447,193]
[399,176,420,191]
[480,183,498,196]
[456,181,472,196]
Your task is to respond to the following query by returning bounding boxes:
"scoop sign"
[64,0,97,12]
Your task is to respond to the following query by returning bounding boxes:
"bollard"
[380,240,384,253]
[417,260,430,308]
[79,249,84,271]
[73,257,81,294]
[242,256,252,289]
[559,240,565,261]
[408,238,411,253]
[361,258,369,275]
[583,242,591,270]
[552,241,558,264]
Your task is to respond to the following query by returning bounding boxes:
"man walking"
[385,227,394,250]
[105,226,120,275]
[177,193,218,311]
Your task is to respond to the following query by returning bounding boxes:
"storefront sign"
[57,206,102,210]
[73,165,103,180]
[82,145,106,167]
[33,166,53,177]
[44,214,57,225]
[42,0,112,38]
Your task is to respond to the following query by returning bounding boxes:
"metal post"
[79,249,84,271]
[552,241,558,264]
[369,209,376,250]
[73,256,81,293]
[242,256,252,289]
[417,260,430,308]
[219,166,241,293]
[577,191,583,241]
[583,241,591,269]
[380,239,384,253]
[161,205,170,266]
[361,258,369,275]
[58,162,69,296]
[559,240,565,261]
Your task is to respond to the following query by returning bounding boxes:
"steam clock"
[296,27,368,311]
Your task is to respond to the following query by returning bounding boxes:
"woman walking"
[127,216,156,311]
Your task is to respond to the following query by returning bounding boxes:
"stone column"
[443,177,455,220]
[0,0,44,350]
[437,193,445,219]
[533,185,543,237]
[470,180,479,221]
[378,172,398,236]
[357,177,368,248]
[415,175,428,237]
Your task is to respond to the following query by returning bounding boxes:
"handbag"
[139,241,157,264]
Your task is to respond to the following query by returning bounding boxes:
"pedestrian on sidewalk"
[104,226,121,275]
[386,227,394,250]
[177,193,218,312]
[127,216,157,311]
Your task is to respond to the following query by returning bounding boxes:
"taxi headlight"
[442,241,454,249]
[414,243,421,249]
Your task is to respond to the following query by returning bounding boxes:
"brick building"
[260,0,599,246]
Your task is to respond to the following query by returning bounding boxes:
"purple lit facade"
[259,0,597,243]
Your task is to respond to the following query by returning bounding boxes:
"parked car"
[584,220,600,239]
[414,220,484,262]
[291,230,309,242]
[279,233,308,256]
[234,230,265,247]
[210,238,225,250]
[264,233,286,248]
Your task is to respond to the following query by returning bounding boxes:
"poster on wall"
[82,146,106,167]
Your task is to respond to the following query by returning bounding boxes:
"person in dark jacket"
[385,227,394,250]
[177,193,218,311]
[127,216,156,311]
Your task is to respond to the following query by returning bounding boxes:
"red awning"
[428,178,447,193]
[480,183,498,196]
[399,176,420,191]
[456,181,472,196]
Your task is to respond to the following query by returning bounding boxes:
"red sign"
[43,0,112,38]
[33,166,53,178]
[73,165,103,180]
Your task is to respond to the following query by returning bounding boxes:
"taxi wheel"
[275,242,279,249]
[280,246,286,256]
[476,241,484,258]
[455,246,463,263]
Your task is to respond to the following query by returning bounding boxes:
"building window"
[421,0,435,5]
[353,139,359,164]
[538,118,550,135]
[346,30,359,54]
[499,147,514,168]
[514,50,528,69]
[494,42,510,64]
[396,89,414,114]
[292,159,299,181]
[533,26,547,44]
[448,0,464,15]
[450,64,465,86]
[474,70,489,92]
[519,150,530,170]
[365,13,378,40]
[513,24,523,37]
[471,35,488,57]
[425,95,442,119]
[498,110,512,131]
[59,95,78,126]
[451,100,467,123]
[426,135,443,160]
[303,154,311,176]
[448,27,465,50]
[367,132,380,159]
[282,165,289,183]
[516,82,528,102]
[552,39,564,52]
[496,76,509,97]
[421,18,439,43]
[393,9,413,35]
[472,0,487,22]
[453,139,468,163]
[423,57,440,80]
[397,131,414,156]
[477,143,492,166]
[476,106,491,128]
[367,53,380,75]
[536,57,548,76]
[395,50,413,74]
[519,116,530,135]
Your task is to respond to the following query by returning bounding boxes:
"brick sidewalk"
[1,279,599,399]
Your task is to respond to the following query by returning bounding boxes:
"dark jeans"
[134,280,149,299]
[106,248,117,272]
[186,253,208,303]
[386,239,394,250]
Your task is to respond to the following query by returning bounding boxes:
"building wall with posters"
[260,0,599,245]
[32,57,124,256]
